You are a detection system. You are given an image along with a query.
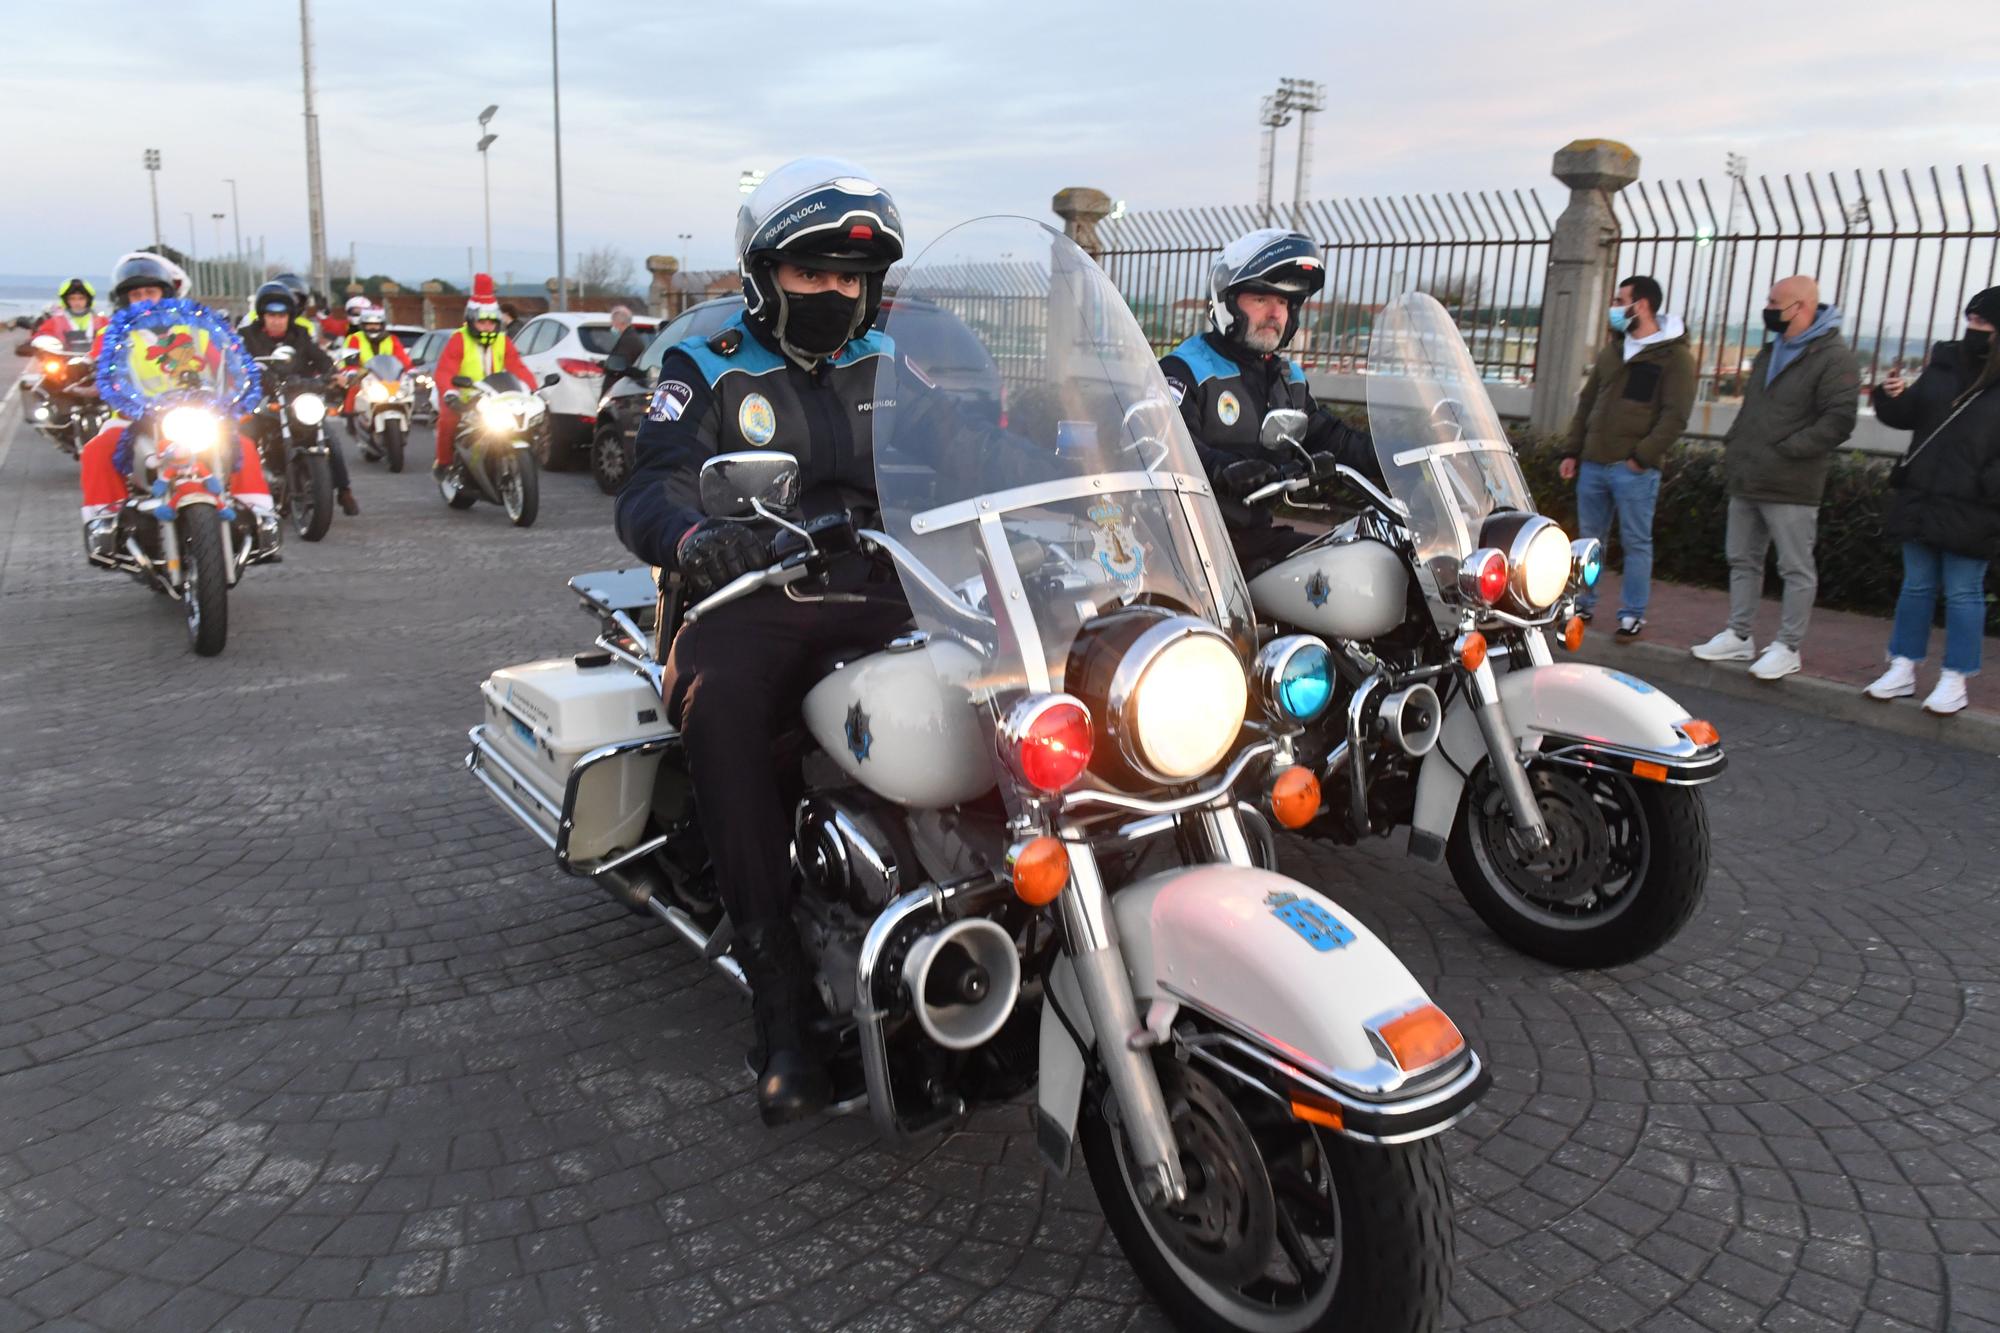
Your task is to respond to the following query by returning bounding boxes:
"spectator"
[1862,286,2000,715]
[1690,275,1860,680]
[1559,274,1695,637]
[501,303,525,340]
[603,304,647,395]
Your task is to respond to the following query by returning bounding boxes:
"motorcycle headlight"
[1108,617,1248,783]
[1570,537,1603,589]
[1479,513,1571,613]
[1253,635,1335,723]
[162,406,225,457]
[477,397,517,431]
[365,380,391,402]
[290,393,327,427]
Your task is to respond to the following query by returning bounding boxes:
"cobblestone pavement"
[0,411,1995,1333]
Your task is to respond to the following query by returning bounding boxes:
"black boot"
[735,922,829,1126]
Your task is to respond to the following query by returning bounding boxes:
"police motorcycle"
[436,371,552,527]
[1240,292,1723,967]
[244,345,337,542]
[87,300,277,656]
[349,351,414,472]
[24,328,105,457]
[465,220,1486,1331]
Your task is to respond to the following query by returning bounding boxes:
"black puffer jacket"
[1871,339,2000,559]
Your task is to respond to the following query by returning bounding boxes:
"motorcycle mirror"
[1260,408,1310,449]
[602,355,630,374]
[542,373,561,389]
[698,451,801,518]
[451,375,475,389]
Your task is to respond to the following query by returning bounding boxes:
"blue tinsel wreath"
[95,298,261,421]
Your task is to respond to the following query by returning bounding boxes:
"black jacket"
[603,325,648,397]
[1159,332,1374,529]
[240,321,335,381]
[1871,339,2000,560]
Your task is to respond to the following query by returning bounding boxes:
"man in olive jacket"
[1559,275,1695,636]
[1691,274,1861,680]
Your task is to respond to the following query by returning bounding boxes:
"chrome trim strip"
[976,512,1051,693]
[911,470,1211,534]
[1058,739,1276,817]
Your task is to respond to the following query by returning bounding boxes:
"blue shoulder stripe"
[679,314,784,386]
[1283,358,1306,385]
[1167,335,1235,386]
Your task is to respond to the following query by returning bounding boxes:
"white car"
[511,311,657,470]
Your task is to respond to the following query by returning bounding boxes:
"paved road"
[0,411,1995,1332]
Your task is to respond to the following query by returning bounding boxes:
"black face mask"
[1762,306,1792,334]
[779,290,859,357]
[1963,329,1993,359]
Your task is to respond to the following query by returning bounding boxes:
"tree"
[573,244,636,296]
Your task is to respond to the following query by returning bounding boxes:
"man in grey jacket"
[1691,274,1860,680]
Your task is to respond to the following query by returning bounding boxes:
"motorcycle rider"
[78,254,278,563]
[430,273,535,478]
[1159,228,1376,572]
[615,158,926,1126]
[30,279,108,431]
[240,281,360,517]
[341,306,412,424]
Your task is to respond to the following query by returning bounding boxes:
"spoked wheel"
[592,425,630,495]
[177,505,229,656]
[499,450,539,528]
[381,419,406,473]
[288,452,333,541]
[1447,763,1708,967]
[1082,1057,1452,1332]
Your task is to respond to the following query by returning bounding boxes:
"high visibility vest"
[351,332,398,361]
[459,333,510,383]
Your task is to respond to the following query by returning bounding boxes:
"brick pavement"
[0,412,1996,1331]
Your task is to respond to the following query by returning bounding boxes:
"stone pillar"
[1051,187,1113,261]
[421,280,443,329]
[646,255,679,318]
[1529,140,1640,437]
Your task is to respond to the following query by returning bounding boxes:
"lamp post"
[477,105,499,278]
[299,0,330,307]
[143,149,162,249]
[223,178,244,301]
[738,170,765,195]
[550,0,568,311]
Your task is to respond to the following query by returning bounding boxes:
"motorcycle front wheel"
[289,452,333,542]
[1081,1055,1452,1332]
[177,505,229,656]
[381,419,406,473]
[1446,762,1708,967]
[500,449,539,528]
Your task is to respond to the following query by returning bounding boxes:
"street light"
[738,170,765,195]
[477,105,498,277]
[223,178,244,303]
[143,149,162,249]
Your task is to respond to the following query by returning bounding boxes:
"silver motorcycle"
[466,219,1486,1331]
[1243,292,1724,967]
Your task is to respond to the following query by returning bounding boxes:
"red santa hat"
[466,272,502,321]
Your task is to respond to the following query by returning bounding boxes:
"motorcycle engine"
[794,791,909,914]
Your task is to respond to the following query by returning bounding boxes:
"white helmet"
[344,295,370,318]
[735,157,904,354]
[1208,228,1325,348]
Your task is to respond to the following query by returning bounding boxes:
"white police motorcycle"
[465,219,1486,1330]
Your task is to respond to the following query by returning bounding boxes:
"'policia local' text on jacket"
[1158,332,1373,528]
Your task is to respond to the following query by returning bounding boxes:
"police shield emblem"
[1217,391,1240,426]
[738,393,777,446]
[1088,499,1145,583]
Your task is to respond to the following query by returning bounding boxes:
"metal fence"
[1616,166,2000,397]
[1096,193,1553,383]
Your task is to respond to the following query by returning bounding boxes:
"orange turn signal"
[1377,1003,1465,1072]
[1457,631,1488,673]
[1269,765,1321,830]
[1289,1097,1345,1131]
[1009,836,1069,906]
[1632,759,1668,782]
[1681,719,1719,747]
[1563,616,1586,652]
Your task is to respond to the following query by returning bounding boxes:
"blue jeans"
[1888,542,1988,674]
[1575,461,1661,618]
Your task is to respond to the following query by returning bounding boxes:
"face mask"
[1608,305,1634,334]
[780,289,859,357]
[1963,329,1993,359]
[1761,306,1794,335]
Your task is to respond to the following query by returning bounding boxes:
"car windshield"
[640,301,742,370]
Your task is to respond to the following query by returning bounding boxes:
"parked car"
[510,311,658,470]
[585,295,1001,495]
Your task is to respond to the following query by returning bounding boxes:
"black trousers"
[1229,522,1312,577]
[661,590,912,931]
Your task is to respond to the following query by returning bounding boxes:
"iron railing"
[1616,166,2000,398]
[1096,193,1554,383]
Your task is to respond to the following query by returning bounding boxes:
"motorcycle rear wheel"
[1446,762,1708,967]
[289,452,333,542]
[1081,1055,1452,1332]
[177,505,229,656]
[381,419,406,473]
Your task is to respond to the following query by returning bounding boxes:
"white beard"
[1242,326,1283,354]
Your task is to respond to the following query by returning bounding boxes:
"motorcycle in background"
[246,347,336,542]
[1242,292,1723,967]
[464,218,1486,1331]
[351,352,414,472]
[437,371,552,527]
[25,329,106,457]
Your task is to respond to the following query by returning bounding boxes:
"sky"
[2,0,1996,292]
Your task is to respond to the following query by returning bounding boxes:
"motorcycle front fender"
[1409,660,1726,860]
[1037,863,1483,1173]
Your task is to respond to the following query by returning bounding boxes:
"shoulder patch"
[707,327,742,356]
[1165,375,1189,405]
[648,379,694,422]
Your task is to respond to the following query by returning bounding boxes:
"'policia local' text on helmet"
[735,157,904,353]
[1208,228,1324,350]
[254,281,299,319]
[110,252,189,308]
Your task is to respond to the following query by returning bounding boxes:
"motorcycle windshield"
[484,372,528,394]
[365,354,402,382]
[1366,292,1535,568]
[874,216,1250,704]
[96,301,260,420]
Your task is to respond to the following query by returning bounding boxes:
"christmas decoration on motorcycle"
[95,298,260,421]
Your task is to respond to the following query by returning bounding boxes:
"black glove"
[676,519,771,599]
[1216,458,1279,502]
[1303,451,1343,485]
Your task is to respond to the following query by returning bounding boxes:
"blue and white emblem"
[739,393,777,446]
[844,702,872,762]
[647,379,692,422]
[1305,570,1331,608]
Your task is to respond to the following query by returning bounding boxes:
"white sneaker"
[1691,629,1756,662]
[1864,657,1918,700]
[1750,642,1802,681]
[1922,670,1969,716]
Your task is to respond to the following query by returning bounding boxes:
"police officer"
[1160,228,1376,572]
[615,158,914,1126]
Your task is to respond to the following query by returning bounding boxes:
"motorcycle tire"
[500,450,540,528]
[381,419,406,474]
[1081,1054,1453,1333]
[592,425,631,496]
[1446,762,1708,968]
[177,505,229,657]
[289,452,334,542]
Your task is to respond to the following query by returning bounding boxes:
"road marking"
[0,376,22,475]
